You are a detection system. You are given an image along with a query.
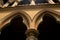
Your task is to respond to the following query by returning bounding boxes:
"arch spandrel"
[33,9,60,29]
[0,10,31,30]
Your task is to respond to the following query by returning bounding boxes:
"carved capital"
[25,29,39,40]
[25,29,39,37]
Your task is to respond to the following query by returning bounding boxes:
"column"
[25,29,39,40]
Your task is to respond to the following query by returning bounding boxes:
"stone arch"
[37,12,60,40]
[33,9,60,29]
[0,10,31,30]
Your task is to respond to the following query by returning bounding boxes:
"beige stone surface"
[0,5,60,30]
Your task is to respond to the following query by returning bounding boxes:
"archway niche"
[1,15,27,40]
[37,13,60,40]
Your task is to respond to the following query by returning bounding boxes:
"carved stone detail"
[25,29,39,40]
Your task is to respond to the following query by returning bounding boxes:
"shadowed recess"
[37,14,60,40]
[3,0,8,4]
[1,15,27,40]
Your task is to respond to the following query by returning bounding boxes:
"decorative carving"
[25,29,39,40]
[26,36,38,40]
[1,0,60,8]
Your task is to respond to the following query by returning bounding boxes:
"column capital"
[25,29,39,40]
[25,29,39,37]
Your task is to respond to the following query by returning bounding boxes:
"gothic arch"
[0,10,31,30]
[33,9,60,28]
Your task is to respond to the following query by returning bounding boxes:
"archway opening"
[1,15,27,40]
[37,13,60,40]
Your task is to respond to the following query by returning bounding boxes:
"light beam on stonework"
[30,0,35,5]
[11,0,22,7]
[2,2,9,8]
[48,0,55,4]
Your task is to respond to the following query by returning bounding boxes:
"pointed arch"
[33,9,60,28]
[0,10,31,30]
[1,14,28,40]
[37,12,60,40]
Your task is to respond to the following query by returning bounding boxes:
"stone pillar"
[25,29,39,40]
[30,0,35,5]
